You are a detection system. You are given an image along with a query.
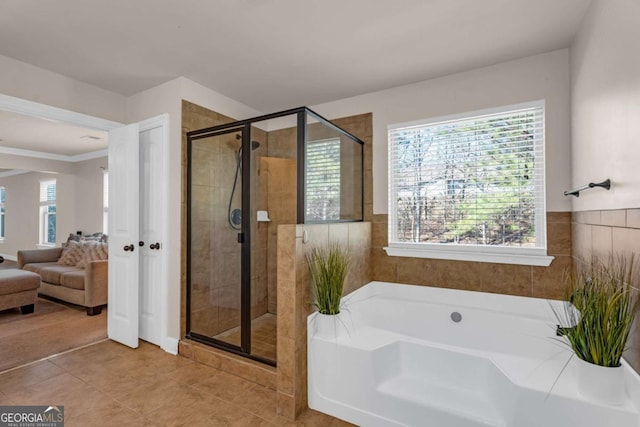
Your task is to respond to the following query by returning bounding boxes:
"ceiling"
[0,0,593,114]
[0,111,107,157]
[0,0,592,159]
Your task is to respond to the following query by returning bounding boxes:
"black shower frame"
[185,106,365,366]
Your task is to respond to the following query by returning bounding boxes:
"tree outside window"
[388,101,546,261]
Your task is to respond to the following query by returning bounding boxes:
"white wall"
[73,157,108,234]
[570,0,640,211]
[0,157,106,260]
[0,171,71,258]
[0,54,126,123]
[312,49,573,214]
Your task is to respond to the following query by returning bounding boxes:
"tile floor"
[0,339,351,426]
[214,313,277,361]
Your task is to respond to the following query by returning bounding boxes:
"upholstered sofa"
[17,247,108,315]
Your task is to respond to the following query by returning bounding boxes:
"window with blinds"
[306,138,341,222]
[387,101,550,266]
[39,179,57,245]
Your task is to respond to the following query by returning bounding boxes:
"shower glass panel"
[188,128,244,350]
[186,107,363,367]
[305,112,363,222]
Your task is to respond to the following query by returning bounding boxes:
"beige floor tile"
[190,370,255,403]
[1,339,347,426]
[0,360,65,393]
[0,390,14,405]
[228,383,277,421]
[163,394,272,427]
[117,377,206,416]
[9,372,86,404]
[66,399,155,427]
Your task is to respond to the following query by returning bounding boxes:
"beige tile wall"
[371,212,572,300]
[572,209,640,373]
[276,222,372,419]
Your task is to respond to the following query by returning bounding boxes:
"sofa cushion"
[38,265,80,285]
[23,262,58,275]
[60,270,85,290]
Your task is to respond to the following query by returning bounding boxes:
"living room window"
[103,170,108,234]
[386,101,552,266]
[0,187,5,240]
[39,179,56,245]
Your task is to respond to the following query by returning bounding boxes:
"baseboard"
[0,253,17,262]
[162,337,179,355]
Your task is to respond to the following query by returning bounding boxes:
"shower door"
[187,127,251,356]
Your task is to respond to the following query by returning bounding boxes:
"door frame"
[0,93,174,354]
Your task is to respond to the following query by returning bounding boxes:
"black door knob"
[123,244,135,252]
[149,242,160,250]
[139,241,145,247]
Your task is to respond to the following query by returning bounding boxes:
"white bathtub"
[307,281,640,427]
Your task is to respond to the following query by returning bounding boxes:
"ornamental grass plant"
[307,244,350,315]
[552,255,639,367]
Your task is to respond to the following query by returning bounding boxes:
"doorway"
[0,94,171,357]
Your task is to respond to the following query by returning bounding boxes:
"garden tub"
[308,281,640,427]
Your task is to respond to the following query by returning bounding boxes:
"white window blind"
[39,179,57,245]
[387,101,551,266]
[40,180,56,205]
[306,138,341,221]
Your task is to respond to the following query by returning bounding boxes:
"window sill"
[384,245,554,267]
[37,243,55,249]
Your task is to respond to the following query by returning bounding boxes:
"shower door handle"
[237,233,244,244]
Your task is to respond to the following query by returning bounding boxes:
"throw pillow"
[57,241,84,266]
[76,241,109,269]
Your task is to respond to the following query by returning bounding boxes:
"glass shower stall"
[186,107,364,365]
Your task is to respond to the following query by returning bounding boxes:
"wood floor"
[0,340,352,426]
[0,297,107,372]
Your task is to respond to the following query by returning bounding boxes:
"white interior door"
[107,123,140,348]
[138,120,166,346]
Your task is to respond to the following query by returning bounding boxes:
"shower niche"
[186,107,364,365]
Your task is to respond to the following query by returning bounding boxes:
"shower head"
[234,134,260,151]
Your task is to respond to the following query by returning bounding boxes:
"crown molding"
[0,169,29,178]
[0,94,122,131]
[0,146,107,162]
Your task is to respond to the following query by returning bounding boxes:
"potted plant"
[552,255,638,405]
[307,243,350,338]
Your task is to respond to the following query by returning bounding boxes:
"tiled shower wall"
[276,222,372,418]
[572,209,640,372]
